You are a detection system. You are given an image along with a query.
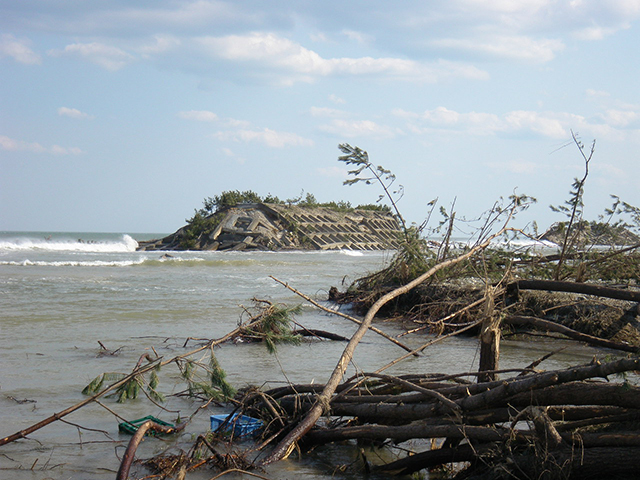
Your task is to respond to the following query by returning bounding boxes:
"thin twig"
[208,469,271,480]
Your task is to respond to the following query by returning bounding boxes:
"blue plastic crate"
[210,413,263,438]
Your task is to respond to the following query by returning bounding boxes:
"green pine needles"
[82,363,164,403]
[242,300,302,354]
[176,355,236,401]
[83,350,236,404]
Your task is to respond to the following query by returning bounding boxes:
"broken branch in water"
[269,275,419,356]
[0,308,279,447]
[0,357,163,447]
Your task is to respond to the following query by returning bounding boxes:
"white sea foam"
[0,258,147,267]
[340,250,364,256]
[0,234,138,253]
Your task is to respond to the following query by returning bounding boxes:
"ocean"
[0,231,595,479]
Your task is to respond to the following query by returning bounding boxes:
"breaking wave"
[1,258,147,267]
[340,250,365,256]
[0,234,139,253]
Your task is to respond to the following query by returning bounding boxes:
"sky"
[1,1,639,235]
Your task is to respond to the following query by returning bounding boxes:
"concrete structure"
[137,203,401,251]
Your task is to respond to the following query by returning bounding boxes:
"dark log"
[272,363,640,422]
[507,381,640,410]
[556,411,640,432]
[458,357,640,411]
[305,423,508,445]
[566,432,640,447]
[513,406,563,449]
[505,315,640,353]
[354,373,460,414]
[280,394,638,426]
[306,398,440,421]
[374,441,640,478]
[515,446,640,480]
[513,279,640,302]
[372,443,480,475]
[478,288,500,382]
[292,328,349,341]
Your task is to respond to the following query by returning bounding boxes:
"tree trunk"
[478,287,500,382]
[513,279,640,302]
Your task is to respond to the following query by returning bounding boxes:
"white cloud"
[179,110,253,128]
[178,110,219,122]
[328,94,346,104]
[180,110,300,147]
[310,106,348,118]
[0,135,44,153]
[319,119,401,138]
[49,42,134,71]
[198,32,489,84]
[394,106,639,140]
[572,25,623,40]
[504,110,570,138]
[595,162,626,178]
[396,107,504,135]
[599,109,639,128]
[222,118,252,128]
[50,144,83,155]
[0,34,41,65]
[137,34,181,56]
[586,89,610,98]
[0,135,83,155]
[58,107,94,119]
[450,0,640,38]
[430,35,564,62]
[212,128,314,148]
[309,32,328,43]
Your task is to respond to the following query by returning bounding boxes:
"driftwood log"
[512,279,640,303]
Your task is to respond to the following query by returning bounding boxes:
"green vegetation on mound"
[173,190,393,250]
[541,219,640,247]
[195,190,390,217]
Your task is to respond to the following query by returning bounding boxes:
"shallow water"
[0,232,601,479]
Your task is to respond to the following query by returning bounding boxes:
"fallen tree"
[257,195,524,466]
[241,357,640,478]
